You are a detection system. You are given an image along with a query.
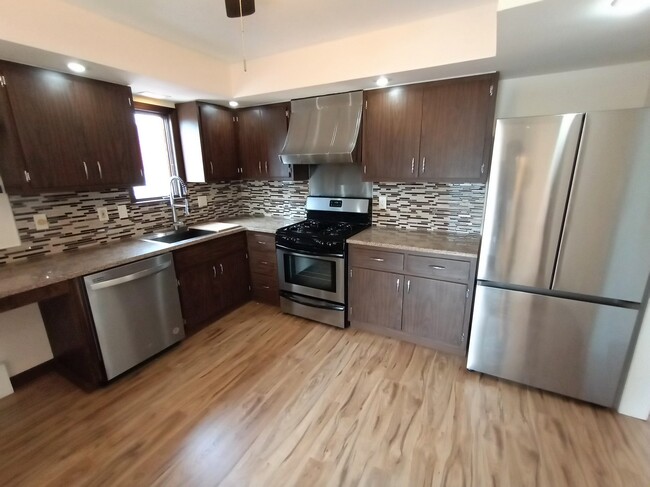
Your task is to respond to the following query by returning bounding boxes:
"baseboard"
[9,359,55,389]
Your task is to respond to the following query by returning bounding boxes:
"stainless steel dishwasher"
[83,253,185,380]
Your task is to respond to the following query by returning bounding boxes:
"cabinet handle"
[260,261,269,265]
[396,278,400,293]
[258,161,262,173]
[140,168,144,178]
[220,263,224,275]
[96,161,103,180]
[421,157,426,174]
[429,265,445,270]
[82,161,89,180]
[407,280,411,293]
[261,285,271,289]
[210,161,214,175]
[265,161,268,173]
[257,241,266,245]
[212,265,217,278]
[411,157,415,174]
[370,258,385,262]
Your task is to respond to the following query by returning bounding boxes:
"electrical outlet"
[378,195,387,210]
[197,195,208,208]
[117,205,129,219]
[33,214,49,230]
[97,207,109,222]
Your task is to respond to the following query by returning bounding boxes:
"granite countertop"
[0,215,299,300]
[347,227,481,258]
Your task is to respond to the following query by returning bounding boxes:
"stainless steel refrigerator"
[467,108,650,407]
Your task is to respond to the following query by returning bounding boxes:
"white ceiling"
[62,0,490,62]
[1,0,649,104]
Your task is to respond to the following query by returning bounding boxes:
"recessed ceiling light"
[67,62,86,73]
[138,91,172,100]
[229,100,239,107]
[376,76,389,87]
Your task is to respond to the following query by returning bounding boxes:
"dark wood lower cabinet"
[173,232,251,334]
[349,267,403,330]
[348,244,476,355]
[402,276,468,347]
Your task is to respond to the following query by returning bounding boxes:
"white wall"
[496,61,650,118]
[496,61,650,420]
[0,304,52,377]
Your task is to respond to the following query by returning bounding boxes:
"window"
[132,103,180,201]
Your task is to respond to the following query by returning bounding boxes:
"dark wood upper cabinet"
[419,74,498,182]
[235,102,302,181]
[0,60,144,193]
[362,73,498,183]
[362,84,423,181]
[177,101,239,183]
[237,107,264,179]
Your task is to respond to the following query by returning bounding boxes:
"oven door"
[277,246,345,303]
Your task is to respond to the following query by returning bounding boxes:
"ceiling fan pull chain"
[239,0,247,72]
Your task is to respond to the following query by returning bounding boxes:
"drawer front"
[247,231,275,253]
[249,250,278,277]
[405,254,470,282]
[349,246,404,272]
[251,273,279,305]
[174,232,246,268]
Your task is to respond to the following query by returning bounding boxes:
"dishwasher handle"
[89,260,172,291]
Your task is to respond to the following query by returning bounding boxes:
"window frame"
[130,101,186,204]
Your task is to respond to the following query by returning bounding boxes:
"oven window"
[284,254,337,292]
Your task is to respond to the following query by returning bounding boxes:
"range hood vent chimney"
[280,91,363,165]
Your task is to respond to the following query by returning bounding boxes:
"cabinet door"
[75,79,144,186]
[262,103,291,179]
[200,104,238,181]
[177,263,220,329]
[1,62,88,190]
[402,277,467,348]
[419,74,497,182]
[362,85,423,181]
[237,107,263,179]
[0,64,28,192]
[349,267,403,330]
[219,251,251,310]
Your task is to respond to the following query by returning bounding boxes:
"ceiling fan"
[225,0,255,17]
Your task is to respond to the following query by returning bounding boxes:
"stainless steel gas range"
[276,196,371,328]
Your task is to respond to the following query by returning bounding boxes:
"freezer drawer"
[467,285,637,407]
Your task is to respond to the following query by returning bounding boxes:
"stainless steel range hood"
[280,91,363,165]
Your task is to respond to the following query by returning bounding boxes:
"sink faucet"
[168,176,190,231]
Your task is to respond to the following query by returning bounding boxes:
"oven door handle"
[280,292,346,311]
[275,244,344,259]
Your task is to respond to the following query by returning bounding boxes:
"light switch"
[197,195,208,208]
[33,214,49,230]
[97,207,109,222]
[378,195,387,210]
[117,205,129,219]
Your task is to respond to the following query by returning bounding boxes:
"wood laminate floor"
[1,302,649,487]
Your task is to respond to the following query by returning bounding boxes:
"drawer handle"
[260,261,269,265]
[370,258,385,262]
[257,241,267,245]
[261,285,270,289]
[429,265,446,270]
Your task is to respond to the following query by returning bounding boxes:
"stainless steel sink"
[140,228,216,244]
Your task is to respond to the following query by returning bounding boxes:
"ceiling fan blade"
[225,0,255,18]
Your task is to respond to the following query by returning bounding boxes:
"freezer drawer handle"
[429,265,446,270]
[89,261,172,290]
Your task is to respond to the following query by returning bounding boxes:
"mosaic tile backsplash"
[0,179,484,264]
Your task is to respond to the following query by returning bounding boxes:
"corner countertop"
[347,227,481,258]
[0,215,299,301]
